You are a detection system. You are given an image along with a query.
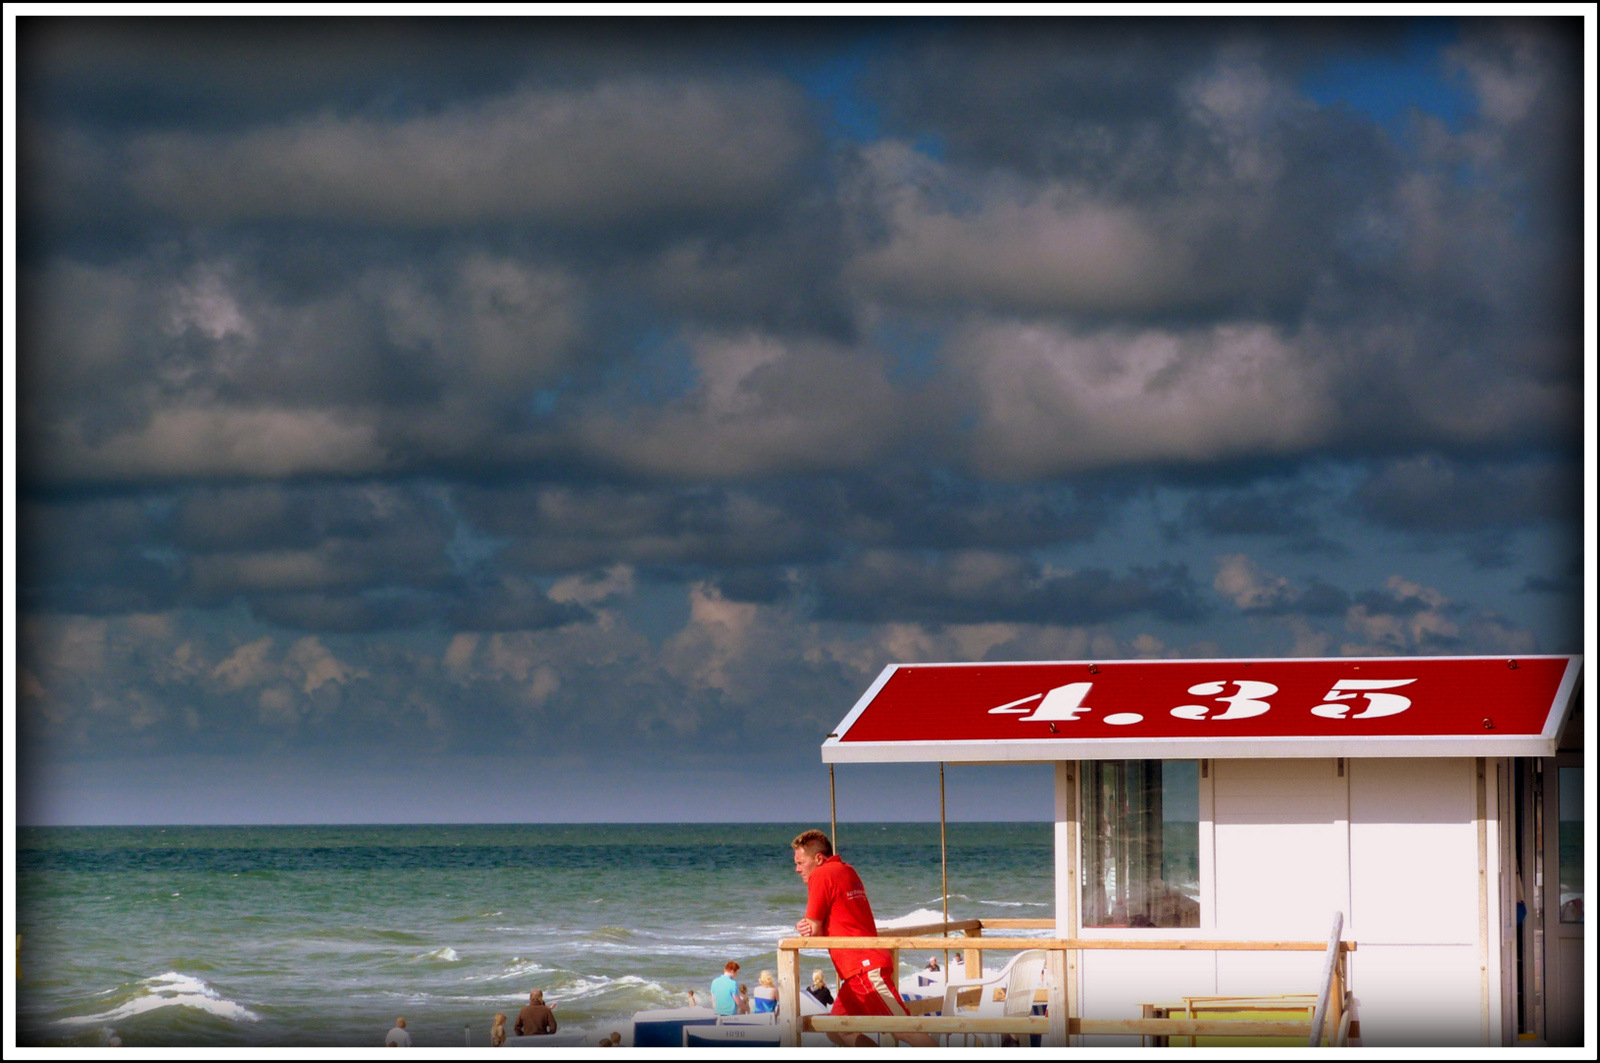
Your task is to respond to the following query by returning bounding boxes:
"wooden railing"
[775,917,1356,1048]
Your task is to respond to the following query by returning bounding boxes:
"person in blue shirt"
[710,960,741,1015]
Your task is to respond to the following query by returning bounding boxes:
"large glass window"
[1558,766,1582,924]
[1081,760,1199,928]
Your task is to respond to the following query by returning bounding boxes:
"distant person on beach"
[808,969,834,1007]
[792,828,935,1048]
[515,990,558,1036]
[736,983,751,1014]
[752,970,780,1013]
[385,1016,411,1047]
[490,1013,507,1047]
[925,955,940,972]
[711,960,741,1015]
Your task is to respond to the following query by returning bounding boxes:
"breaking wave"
[57,972,261,1027]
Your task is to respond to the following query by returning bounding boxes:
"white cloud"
[168,265,256,343]
[36,405,389,482]
[955,319,1333,475]
[23,617,110,678]
[213,637,275,690]
[1339,575,1535,657]
[373,256,581,392]
[845,142,1199,315]
[289,637,367,695]
[663,583,762,695]
[577,331,912,477]
[1214,554,1291,611]
[550,564,636,606]
[123,79,811,226]
[444,633,480,680]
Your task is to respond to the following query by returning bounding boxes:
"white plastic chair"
[939,948,1049,1047]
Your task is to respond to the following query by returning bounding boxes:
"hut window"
[1558,766,1583,923]
[1080,760,1200,928]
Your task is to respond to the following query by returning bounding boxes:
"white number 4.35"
[987,676,1419,724]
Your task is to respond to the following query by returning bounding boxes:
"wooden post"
[1327,961,1344,1047]
[964,924,982,982]
[1047,947,1068,1047]
[778,942,801,1047]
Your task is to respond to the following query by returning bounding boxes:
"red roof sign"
[821,655,1582,762]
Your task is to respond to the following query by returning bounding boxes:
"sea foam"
[59,972,262,1026]
[878,907,950,928]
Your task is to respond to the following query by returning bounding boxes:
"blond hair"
[791,829,833,857]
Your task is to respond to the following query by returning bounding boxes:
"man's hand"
[796,916,820,937]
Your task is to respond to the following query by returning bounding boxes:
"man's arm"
[798,865,829,937]
[544,1010,558,1034]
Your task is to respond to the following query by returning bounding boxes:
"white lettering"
[1018,682,1095,722]
[988,692,1043,714]
[1171,679,1278,720]
[1310,678,1416,719]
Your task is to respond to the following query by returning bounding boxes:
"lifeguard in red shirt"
[791,829,936,1048]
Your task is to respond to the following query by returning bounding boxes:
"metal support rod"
[940,762,950,974]
[829,764,837,855]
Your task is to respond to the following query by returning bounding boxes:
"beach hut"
[793,655,1584,1048]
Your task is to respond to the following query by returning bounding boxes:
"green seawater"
[16,823,1054,1047]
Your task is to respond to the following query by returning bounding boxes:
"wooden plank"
[1077,1019,1316,1037]
[1171,994,1315,1006]
[891,919,984,936]
[779,936,1355,951]
[812,1016,1048,1035]
[809,1016,1320,1038]
[979,918,1055,929]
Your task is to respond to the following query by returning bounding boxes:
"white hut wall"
[1070,755,1503,1048]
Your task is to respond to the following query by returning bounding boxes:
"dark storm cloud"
[19,18,1582,494]
[862,19,1416,181]
[816,551,1206,626]
[1173,484,1322,540]
[23,19,822,232]
[838,19,1581,477]
[10,16,1584,804]
[1354,455,1581,532]
[454,472,1111,586]
[117,78,814,228]
[847,30,1400,322]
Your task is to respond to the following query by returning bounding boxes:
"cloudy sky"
[7,14,1589,825]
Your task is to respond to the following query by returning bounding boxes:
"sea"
[14,822,1056,1048]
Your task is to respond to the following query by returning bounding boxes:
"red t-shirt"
[805,855,891,979]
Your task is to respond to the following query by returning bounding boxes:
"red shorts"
[831,966,910,1017]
